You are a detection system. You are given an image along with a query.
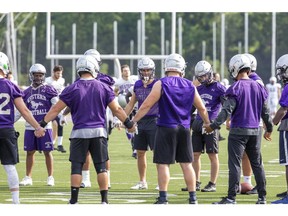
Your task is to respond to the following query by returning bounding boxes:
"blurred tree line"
[1,12,287,86]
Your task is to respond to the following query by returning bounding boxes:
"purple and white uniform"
[60,78,115,139]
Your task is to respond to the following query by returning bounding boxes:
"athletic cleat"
[47,176,55,186]
[19,176,33,186]
[271,195,288,204]
[201,181,216,192]
[101,202,108,204]
[276,191,287,198]
[57,145,67,153]
[80,181,91,188]
[189,199,198,204]
[130,181,148,190]
[154,197,168,204]
[246,186,258,195]
[256,197,266,204]
[213,197,236,204]
[181,181,201,191]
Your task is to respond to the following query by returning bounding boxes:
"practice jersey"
[134,79,158,117]
[225,79,268,129]
[22,84,58,130]
[0,78,24,128]
[266,82,281,102]
[196,81,226,121]
[45,76,65,95]
[279,84,288,121]
[157,76,196,129]
[60,78,115,130]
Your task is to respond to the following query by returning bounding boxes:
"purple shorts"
[24,129,54,151]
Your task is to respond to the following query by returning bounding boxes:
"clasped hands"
[202,123,214,135]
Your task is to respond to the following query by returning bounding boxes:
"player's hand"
[59,115,67,126]
[203,124,213,134]
[263,131,272,141]
[34,127,46,138]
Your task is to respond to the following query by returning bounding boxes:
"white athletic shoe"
[47,176,55,186]
[130,181,148,190]
[80,181,91,188]
[155,185,159,190]
[19,176,33,186]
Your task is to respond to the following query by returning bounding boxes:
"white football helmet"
[76,55,99,78]
[0,52,10,75]
[164,53,186,76]
[137,57,155,83]
[29,63,46,85]
[228,54,251,79]
[84,49,101,64]
[117,93,127,108]
[275,54,288,85]
[269,76,277,83]
[244,53,257,71]
[194,60,214,85]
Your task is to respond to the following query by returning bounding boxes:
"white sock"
[243,176,252,185]
[82,170,90,182]
[58,137,63,146]
[11,191,20,204]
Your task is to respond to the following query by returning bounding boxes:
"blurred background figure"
[266,76,282,120]
[45,65,66,153]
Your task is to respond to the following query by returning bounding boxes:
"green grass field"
[0,118,286,206]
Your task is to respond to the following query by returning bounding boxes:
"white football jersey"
[45,76,65,95]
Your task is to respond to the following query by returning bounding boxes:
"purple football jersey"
[196,82,226,120]
[0,78,24,128]
[226,79,268,128]
[134,79,158,117]
[60,79,115,130]
[157,76,195,129]
[279,84,288,120]
[23,85,58,122]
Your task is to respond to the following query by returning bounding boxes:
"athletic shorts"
[191,119,219,153]
[192,130,219,154]
[153,126,193,164]
[279,131,288,165]
[134,117,157,151]
[69,137,108,164]
[24,129,53,151]
[0,128,19,165]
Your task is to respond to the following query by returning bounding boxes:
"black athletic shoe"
[189,198,198,204]
[201,181,216,192]
[181,181,201,191]
[276,191,287,198]
[57,145,67,153]
[154,197,168,204]
[213,197,236,204]
[246,186,258,195]
[256,197,266,204]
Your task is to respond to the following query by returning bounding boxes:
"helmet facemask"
[139,68,155,84]
[276,66,288,85]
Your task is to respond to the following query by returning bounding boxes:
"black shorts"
[153,126,193,164]
[69,137,108,164]
[0,128,19,165]
[134,117,157,151]
[192,130,219,153]
[191,119,219,154]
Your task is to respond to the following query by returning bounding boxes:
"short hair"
[53,65,64,73]
[121,64,129,72]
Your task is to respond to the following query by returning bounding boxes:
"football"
[240,182,253,194]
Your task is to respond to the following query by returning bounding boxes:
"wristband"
[39,119,47,128]
[123,118,134,129]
